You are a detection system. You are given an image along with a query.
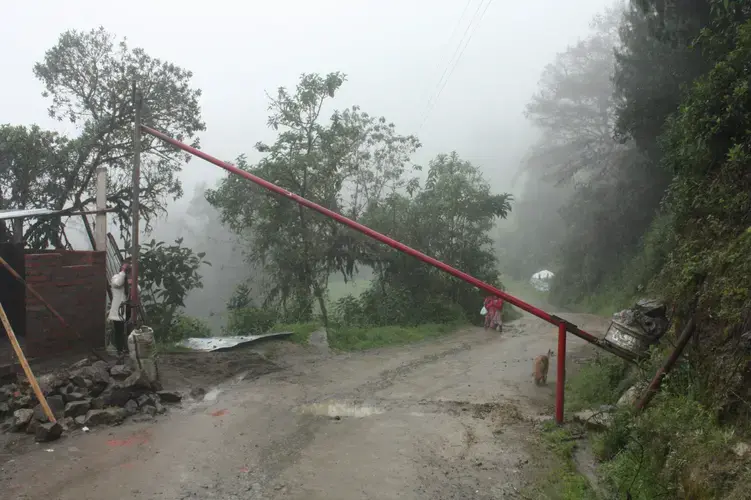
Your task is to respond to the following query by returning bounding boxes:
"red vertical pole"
[556,321,566,424]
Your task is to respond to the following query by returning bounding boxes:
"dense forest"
[501,1,751,497]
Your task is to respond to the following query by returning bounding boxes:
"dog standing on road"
[533,349,554,385]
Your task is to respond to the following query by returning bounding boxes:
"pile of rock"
[0,357,182,442]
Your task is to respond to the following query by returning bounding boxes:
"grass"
[327,322,463,351]
[272,321,321,345]
[566,353,633,413]
[525,421,600,500]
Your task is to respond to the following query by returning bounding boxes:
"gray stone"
[25,418,41,435]
[137,393,155,407]
[72,363,109,386]
[0,418,13,433]
[141,404,157,417]
[60,417,75,431]
[617,385,641,407]
[0,385,13,402]
[733,442,750,458]
[89,380,107,397]
[64,400,91,418]
[33,395,65,422]
[0,402,10,416]
[74,415,86,426]
[100,383,131,407]
[131,414,154,423]
[70,375,91,389]
[109,365,133,379]
[69,358,92,370]
[124,399,139,415]
[154,400,166,415]
[90,397,105,410]
[11,395,31,410]
[12,408,34,430]
[157,391,182,404]
[573,410,612,430]
[35,422,63,442]
[123,370,154,392]
[84,408,127,426]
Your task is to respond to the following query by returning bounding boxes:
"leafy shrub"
[154,313,212,344]
[566,353,633,412]
[225,306,277,335]
[597,395,737,500]
[332,283,466,328]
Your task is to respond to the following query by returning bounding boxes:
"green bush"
[154,313,212,344]
[332,284,466,328]
[597,395,739,500]
[225,306,277,335]
[566,353,633,412]
[527,422,599,500]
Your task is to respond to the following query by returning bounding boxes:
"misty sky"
[3,0,610,214]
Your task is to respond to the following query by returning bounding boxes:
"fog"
[3,0,612,326]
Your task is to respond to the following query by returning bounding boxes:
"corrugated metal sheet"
[0,208,59,220]
[177,332,292,352]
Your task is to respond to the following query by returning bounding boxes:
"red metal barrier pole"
[141,126,605,347]
[556,322,566,424]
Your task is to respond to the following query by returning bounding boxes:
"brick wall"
[24,250,106,359]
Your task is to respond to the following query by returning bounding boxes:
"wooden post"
[95,166,107,251]
[635,318,696,411]
[130,86,142,327]
[0,301,56,423]
[555,321,566,424]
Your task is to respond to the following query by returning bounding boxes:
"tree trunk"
[314,284,329,329]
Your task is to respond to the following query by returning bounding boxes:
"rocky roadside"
[0,357,182,443]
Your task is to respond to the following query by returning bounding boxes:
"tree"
[347,152,512,325]
[26,26,205,248]
[0,125,72,245]
[655,3,751,411]
[525,7,625,183]
[138,237,210,342]
[207,73,419,326]
[519,5,664,304]
[614,0,713,159]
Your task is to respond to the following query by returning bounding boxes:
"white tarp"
[176,331,292,352]
[530,269,555,292]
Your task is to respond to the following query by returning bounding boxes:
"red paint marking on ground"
[211,409,228,417]
[121,462,135,469]
[107,431,152,447]
[239,467,249,473]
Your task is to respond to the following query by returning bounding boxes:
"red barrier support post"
[556,322,566,424]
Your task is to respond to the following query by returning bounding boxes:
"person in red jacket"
[484,296,504,332]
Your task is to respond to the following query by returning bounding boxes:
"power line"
[422,0,474,98]
[417,0,495,134]
[419,0,485,126]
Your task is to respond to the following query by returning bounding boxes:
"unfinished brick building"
[1,245,106,362]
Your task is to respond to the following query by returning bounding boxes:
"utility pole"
[95,166,107,251]
[130,85,142,328]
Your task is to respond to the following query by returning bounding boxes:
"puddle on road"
[300,401,384,418]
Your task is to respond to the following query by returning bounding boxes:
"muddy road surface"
[0,313,608,500]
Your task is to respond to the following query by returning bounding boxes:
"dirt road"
[0,313,608,500]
